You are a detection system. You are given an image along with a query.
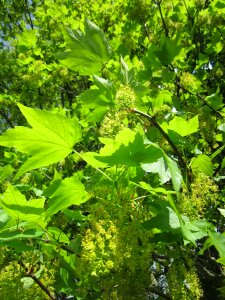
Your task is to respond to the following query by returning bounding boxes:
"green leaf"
[79,88,112,109]
[151,90,172,108]
[59,268,75,289]
[0,104,82,178]
[154,37,181,65]
[149,232,181,243]
[47,227,70,244]
[86,106,108,123]
[0,164,14,182]
[0,228,43,241]
[57,18,111,75]
[208,230,225,259]
[206,88,223,109]
[1,186,46,226]
[119,56,135,85]
[138,181,175,195]
[83,129,182,193]
[166,194,196,244]
[163,115,199,137]
[84,129,162,167]
[143,141,182,195]
[0,152,17,163]
[218,208,225,218]
[191,154,213,177]
[143,206,181,232]
[141,157,171,184]
[185,220,212,241]
[63,209,85,221]
[163,155,182,195]
[93,75,115,100]
[21,277,35,289]
[0,209,10,229]
[18,29,37,48]
[45,177,89,218]
[218,123,225,132]
[180,221,197,245]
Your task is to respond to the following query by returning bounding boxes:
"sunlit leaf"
[83,129,182,193]
[0,104,82,178]
[57,18,111,75]
[218,208,225,218]
[191,154,213,177]
[154,37,181,65]
[143,206,180,231]
[0,229,43,241]
[163,115,199,137]
[208,230,225,259]
[1,185,46,226]
[45,177,89,218]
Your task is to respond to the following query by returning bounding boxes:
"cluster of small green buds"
[99,85,136,137]
[179,173,218,220]
[167,261,203,299]
[180,72,198,91]
[115,85,136,110]
[99,109,127,137]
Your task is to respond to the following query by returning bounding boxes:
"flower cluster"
[99,109,128,137]
[167,260,203,300]
[115,85,136,110]
[180,72,199,91]
[179,173,218,220]
[77,190,153,298]
[99,85,136,137]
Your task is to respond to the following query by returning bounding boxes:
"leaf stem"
[73,150,113,181]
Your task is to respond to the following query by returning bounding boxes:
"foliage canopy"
[1,0,225,299]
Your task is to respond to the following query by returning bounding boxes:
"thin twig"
[177,82,223,118]
[25,0,34,29]
[153,0,169,37]
[131,108,187,171]
[74,150,113,181]
[19,261,56,300]
[137,11,151,42]
[183,0,194,25]
[0,109,14,128]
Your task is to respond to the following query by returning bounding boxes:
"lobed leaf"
[57,18,111,75]
[45,177,89,219]
[0,104,82,178]
[1,185,46,226]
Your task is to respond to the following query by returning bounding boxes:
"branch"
[147,286,172,300]
[182,0,194,26]
[25,0,34,29]
[153,0,169,37]
[195,261,216,277]
[197,92,223,119]
[131,108,187,171]
[152,252,169,261]
[60,244,77,254]
[40,237,79,255]
[137,11,151,42]
[6,11,23,32]
[19,261,57,300]
[177,82,223,119]
[0,109,14,128]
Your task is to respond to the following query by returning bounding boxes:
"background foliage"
[1,0,225,299]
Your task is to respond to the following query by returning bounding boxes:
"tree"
[0,0,225,299]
